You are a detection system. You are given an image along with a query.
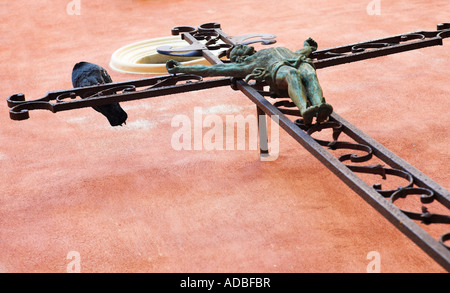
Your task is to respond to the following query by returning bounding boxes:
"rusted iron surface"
[311,22,450,69]
[7,74,231,121]
[239,79,450,271]
[275,97,450,270]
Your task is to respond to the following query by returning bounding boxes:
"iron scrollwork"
[5,22,450,269]
[272,97,450,250]
[7,74,230,121]
[310,23,450,69]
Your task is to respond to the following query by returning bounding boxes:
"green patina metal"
[166,38,332,125]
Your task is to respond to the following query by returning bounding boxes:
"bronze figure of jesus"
[166,38,333,125]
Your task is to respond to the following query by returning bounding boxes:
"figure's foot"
[301,105,319,125]
[317,103,333,124]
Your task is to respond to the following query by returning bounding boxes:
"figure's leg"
[299,63,333,123]
[275,66,318,125]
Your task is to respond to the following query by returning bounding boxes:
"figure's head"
[72,62,128,126]
[229,44,256,63]
[303,37,318,51]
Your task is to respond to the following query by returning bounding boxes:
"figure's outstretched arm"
[166,60,251,78]
[295,37,318,57]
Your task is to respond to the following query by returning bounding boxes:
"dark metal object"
[241,80,450,271]
[159,22,450,69]
[171,23,450,271]
[311,23,450,69]
[7,74,231,121]
[8,23,449,121]
[5,22,450,271]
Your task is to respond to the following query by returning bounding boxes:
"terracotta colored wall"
[0,0,448,272]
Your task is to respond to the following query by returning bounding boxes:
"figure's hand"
[166,59,181,73]
[304,37,318,51]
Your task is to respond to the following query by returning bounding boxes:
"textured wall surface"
[0,0,448,273]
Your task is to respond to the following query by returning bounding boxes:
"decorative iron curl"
[390,187,450,247]
[272,96,449,250]
[7,74,208,120]
[309,23,450,69]
[440,233,450,250]
[293,115,415,196]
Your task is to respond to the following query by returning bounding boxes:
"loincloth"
[244,55,314,97]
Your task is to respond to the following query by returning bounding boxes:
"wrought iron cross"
[6,22,450,271]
